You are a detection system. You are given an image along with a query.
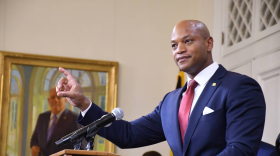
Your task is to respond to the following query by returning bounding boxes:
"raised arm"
[77,101,166,148]
[56,67,166,148]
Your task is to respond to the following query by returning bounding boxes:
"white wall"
[0,0,214,155]
[213,0,280,146]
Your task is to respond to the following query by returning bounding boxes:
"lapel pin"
[212,83,216,86]
[64,116,66,120]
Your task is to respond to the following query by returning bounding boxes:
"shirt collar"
[50,108,65,120]
[187,62,219,87]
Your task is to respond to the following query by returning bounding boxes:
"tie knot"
[53,115,57,120]
[189,80,198,88]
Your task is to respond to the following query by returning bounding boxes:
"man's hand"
[31,146,40,156]
[56,67,90,111]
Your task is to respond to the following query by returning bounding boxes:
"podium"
[50,149,120,156]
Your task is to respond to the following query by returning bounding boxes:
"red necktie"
[178,80,198,143]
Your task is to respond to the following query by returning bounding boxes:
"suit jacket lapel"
[183,65,227,155]
[172,83,189,153]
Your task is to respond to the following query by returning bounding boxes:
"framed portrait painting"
[0,51,119,156]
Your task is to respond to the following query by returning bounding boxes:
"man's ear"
[206,36,213,52]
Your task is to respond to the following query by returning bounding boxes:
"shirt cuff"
[81,101,92,117]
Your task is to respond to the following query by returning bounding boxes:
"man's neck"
[187,61,214,79]
[51,108,65,117]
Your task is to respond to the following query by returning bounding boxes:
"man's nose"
[54,97,59,102]
[178,43,187,54]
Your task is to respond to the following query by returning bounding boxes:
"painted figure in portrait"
[6,65,108,156]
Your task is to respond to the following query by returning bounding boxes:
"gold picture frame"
[0,51,119,156]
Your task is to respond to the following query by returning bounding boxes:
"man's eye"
[185,39,191,43]
[171,44,177,48]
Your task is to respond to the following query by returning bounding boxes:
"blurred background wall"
[0,0,220,155]
[2,0,280,155]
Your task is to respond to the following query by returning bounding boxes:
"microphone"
[55,107,124,146]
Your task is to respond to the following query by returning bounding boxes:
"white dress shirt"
[81,102,92,117]
[184,62,219,115]
[81,62,219,117]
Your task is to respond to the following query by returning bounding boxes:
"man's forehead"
[171,28,197,42]
[171,20,209,41]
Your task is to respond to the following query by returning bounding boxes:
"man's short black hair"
[142,151,161,156]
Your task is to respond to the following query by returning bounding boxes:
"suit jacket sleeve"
[77,101,167,148]
[30,114,41,147]
[267,150,278,156]
[217,76,266,156]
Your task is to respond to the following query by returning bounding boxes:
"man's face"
[48,88,66,115]
[171,23,212,77]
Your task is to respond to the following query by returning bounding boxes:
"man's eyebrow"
[182,35,190,39]
[171,35,190,43]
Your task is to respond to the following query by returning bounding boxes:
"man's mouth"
[177,56,191,63]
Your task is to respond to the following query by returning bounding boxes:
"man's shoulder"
[163,88,182,100]
[225,70,247,79]
[38,111,51,117]
[64,109,79,118]
[38,109,78,119]
[216,64,256,83]
[62,109,81,128]
[170,88,182,95]
[221,70,263,95]
[224,70,258,84]
[36,111,51,122]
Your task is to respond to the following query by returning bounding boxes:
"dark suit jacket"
[77,65,266,156]
[276,133,280,156]
[31,109,82,156]
[257,142,277,156]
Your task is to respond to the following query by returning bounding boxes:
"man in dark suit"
[56,20,266,156]
[30,87,82,156]
[257,142,277,156]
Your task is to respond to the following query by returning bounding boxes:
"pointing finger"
[59,67,75,80]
